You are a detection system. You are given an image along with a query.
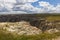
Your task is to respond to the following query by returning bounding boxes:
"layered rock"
[0,21,42,35]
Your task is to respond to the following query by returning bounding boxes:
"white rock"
[0,21,42,35]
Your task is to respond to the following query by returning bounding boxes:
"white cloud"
[0,0,16,11]
[13,1,60,13]
[39,1,51,7]
[14,3,47,13]
[3,0,16,3]
[0,3,4,9]
[4,3,15,11]
[39,1,60,13]
[16,0,38,3]
[55,4,60,12]
[0,0,60,13]
[0,0,38,12]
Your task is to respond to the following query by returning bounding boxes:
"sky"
[0,0,60,13]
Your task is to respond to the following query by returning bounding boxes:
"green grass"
[35,14,60,22]
[46,16,60,22]
[0,30,60,40]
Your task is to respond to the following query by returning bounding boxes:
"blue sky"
[32,0,60,7]
[39,0,60,5]
[0,0,60,13]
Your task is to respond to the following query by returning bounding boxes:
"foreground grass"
[0,30,60,40]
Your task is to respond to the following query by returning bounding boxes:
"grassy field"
[35,14,60,22]
[46,16,60,22]
[0,30,60,40]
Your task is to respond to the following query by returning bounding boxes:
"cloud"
[2,0,16,3]
[0,0,38,13]
[39,1,54,12]
[39,1,51,7]
[16,0,38,3]
[39,1,60,13]
[0,3,4,9]
[0,0,60,13]
[14,3,47,13]
[0,0,16,11]
[55,4,60,13]
[11,1,60,13]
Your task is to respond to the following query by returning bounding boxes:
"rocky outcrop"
[0,14,60,34]
[0,20,60,34]
[0,21,42,35]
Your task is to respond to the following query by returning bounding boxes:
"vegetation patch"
[0,30,60,40]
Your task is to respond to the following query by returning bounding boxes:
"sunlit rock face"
[0,21,42,35]
[0,20,60,34]
[46,28,59,34]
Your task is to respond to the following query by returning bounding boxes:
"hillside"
[0,14,60,40]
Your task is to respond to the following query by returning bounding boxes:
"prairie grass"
[0,30,60,40]
[46,16,60,22]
